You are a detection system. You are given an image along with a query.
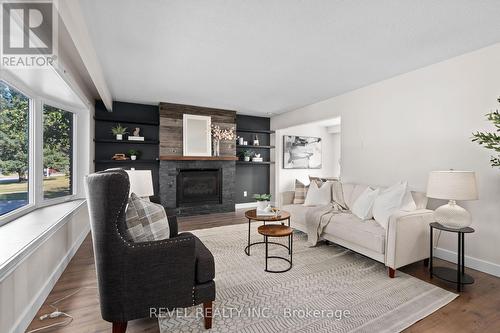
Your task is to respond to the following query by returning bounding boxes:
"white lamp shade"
[125,170,154,197]
[426,170,478,201]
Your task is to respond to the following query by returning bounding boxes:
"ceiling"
[79,0,500,116]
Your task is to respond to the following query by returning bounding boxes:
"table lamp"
[125,170,154,198]
[426,170,478,229]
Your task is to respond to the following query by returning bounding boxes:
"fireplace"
[176,169,222,207]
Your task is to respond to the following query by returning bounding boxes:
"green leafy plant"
[472,97,500,168]
[254,194,272,201]
[111,124,128,135]
[127,149,141,157]
[238,150,253,158]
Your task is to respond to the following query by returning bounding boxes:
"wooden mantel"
[159,156,238,161]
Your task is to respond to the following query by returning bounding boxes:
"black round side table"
[430,222,474,292]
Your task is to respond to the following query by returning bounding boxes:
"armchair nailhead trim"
[192,286,196,305]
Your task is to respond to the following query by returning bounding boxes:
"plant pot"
[131,155,137,160]
[256,200,269,211]
[244,156,250,162]
[116,134,123,140]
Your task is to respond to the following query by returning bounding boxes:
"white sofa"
[280,182,433,277]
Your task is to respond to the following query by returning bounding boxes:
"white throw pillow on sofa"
[372,182,409,229]
[351,187,380,220]
[304,181,332,206]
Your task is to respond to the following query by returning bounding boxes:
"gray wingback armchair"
[85,169,216,333]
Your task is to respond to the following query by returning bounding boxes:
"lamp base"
[434,200,471,229]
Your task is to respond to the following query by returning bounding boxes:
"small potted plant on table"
[254,193,272,212]
[111,124,128,140]
[127,149,141,160]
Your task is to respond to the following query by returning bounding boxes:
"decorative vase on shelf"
[131,155,137,160]
[213,140,220,157]
[116,134,123,140]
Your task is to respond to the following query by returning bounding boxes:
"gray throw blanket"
[305,202,346,246]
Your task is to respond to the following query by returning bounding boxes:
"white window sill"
[0,199,87,281]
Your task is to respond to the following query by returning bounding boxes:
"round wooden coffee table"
[258,224,293,273]
[244,209,291,256]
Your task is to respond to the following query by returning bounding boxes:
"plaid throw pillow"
[125,193,170,242]
[293,179,309,204]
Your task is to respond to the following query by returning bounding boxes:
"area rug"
[159,223,457,332]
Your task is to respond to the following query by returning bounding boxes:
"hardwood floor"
[26,210,500,332]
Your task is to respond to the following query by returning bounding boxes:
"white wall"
[276,122,341,195]
[271,43,500,275]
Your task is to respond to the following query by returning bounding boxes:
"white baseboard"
[434,246,500,278]
[13,225,90,333]
[235,202,276,210]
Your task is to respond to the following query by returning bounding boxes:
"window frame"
[0,77,83,226]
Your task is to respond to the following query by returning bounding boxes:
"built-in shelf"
[160,156,238,161]
[94,139,159,145]
[236,161,274,165]
[236,128,275,134]
[94,117,159,126]
[236,145,275,149]
[94,159,159,164]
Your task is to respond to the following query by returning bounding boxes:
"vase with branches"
[472,97,500,168]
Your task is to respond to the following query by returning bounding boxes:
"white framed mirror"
[183,114,212,156]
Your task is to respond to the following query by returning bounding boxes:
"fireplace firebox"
[176,169,222,207]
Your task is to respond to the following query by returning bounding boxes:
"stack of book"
[128,136,145,141]
[252,157,263,162]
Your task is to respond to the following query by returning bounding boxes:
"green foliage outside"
[0,82,29,180]
[0,82,72,183]
[472,97,500,168]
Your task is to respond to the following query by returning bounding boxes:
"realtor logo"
[1,0,57,67]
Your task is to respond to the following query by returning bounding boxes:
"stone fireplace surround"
[159,159,235,216]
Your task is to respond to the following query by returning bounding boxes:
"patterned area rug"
[159,223,457,332]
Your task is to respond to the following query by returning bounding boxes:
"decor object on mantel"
[128,127,145,141]
[211,124,236,156]
[111,124,128,140]
[471,97,499,168]
[112,153,128,160]
[127,149,141,160]
[426,170,478,229]
[254,193,272,214]
[283,135,322,169]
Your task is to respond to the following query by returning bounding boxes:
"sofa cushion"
[304,181,332,206]
[293,179,308,204]
[324,213,386,254]
[343,184,370,209]
[351,187,379,220]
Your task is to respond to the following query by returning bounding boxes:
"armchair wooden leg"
[423,258,429,267]
[388,267,395,278]
[112,321,127,333]
[203,301,213,329]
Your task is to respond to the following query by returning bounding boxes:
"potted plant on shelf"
[238,150,253,162]
[127,149,141,160]
[254,194,272,211]
[111,124,128,140]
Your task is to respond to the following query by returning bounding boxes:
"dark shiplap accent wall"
[235,115,271,204]
[158,102,237,157]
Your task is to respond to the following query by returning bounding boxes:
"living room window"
[43,105,74,200]
[0,79,79,225]
[0,81,31,217]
